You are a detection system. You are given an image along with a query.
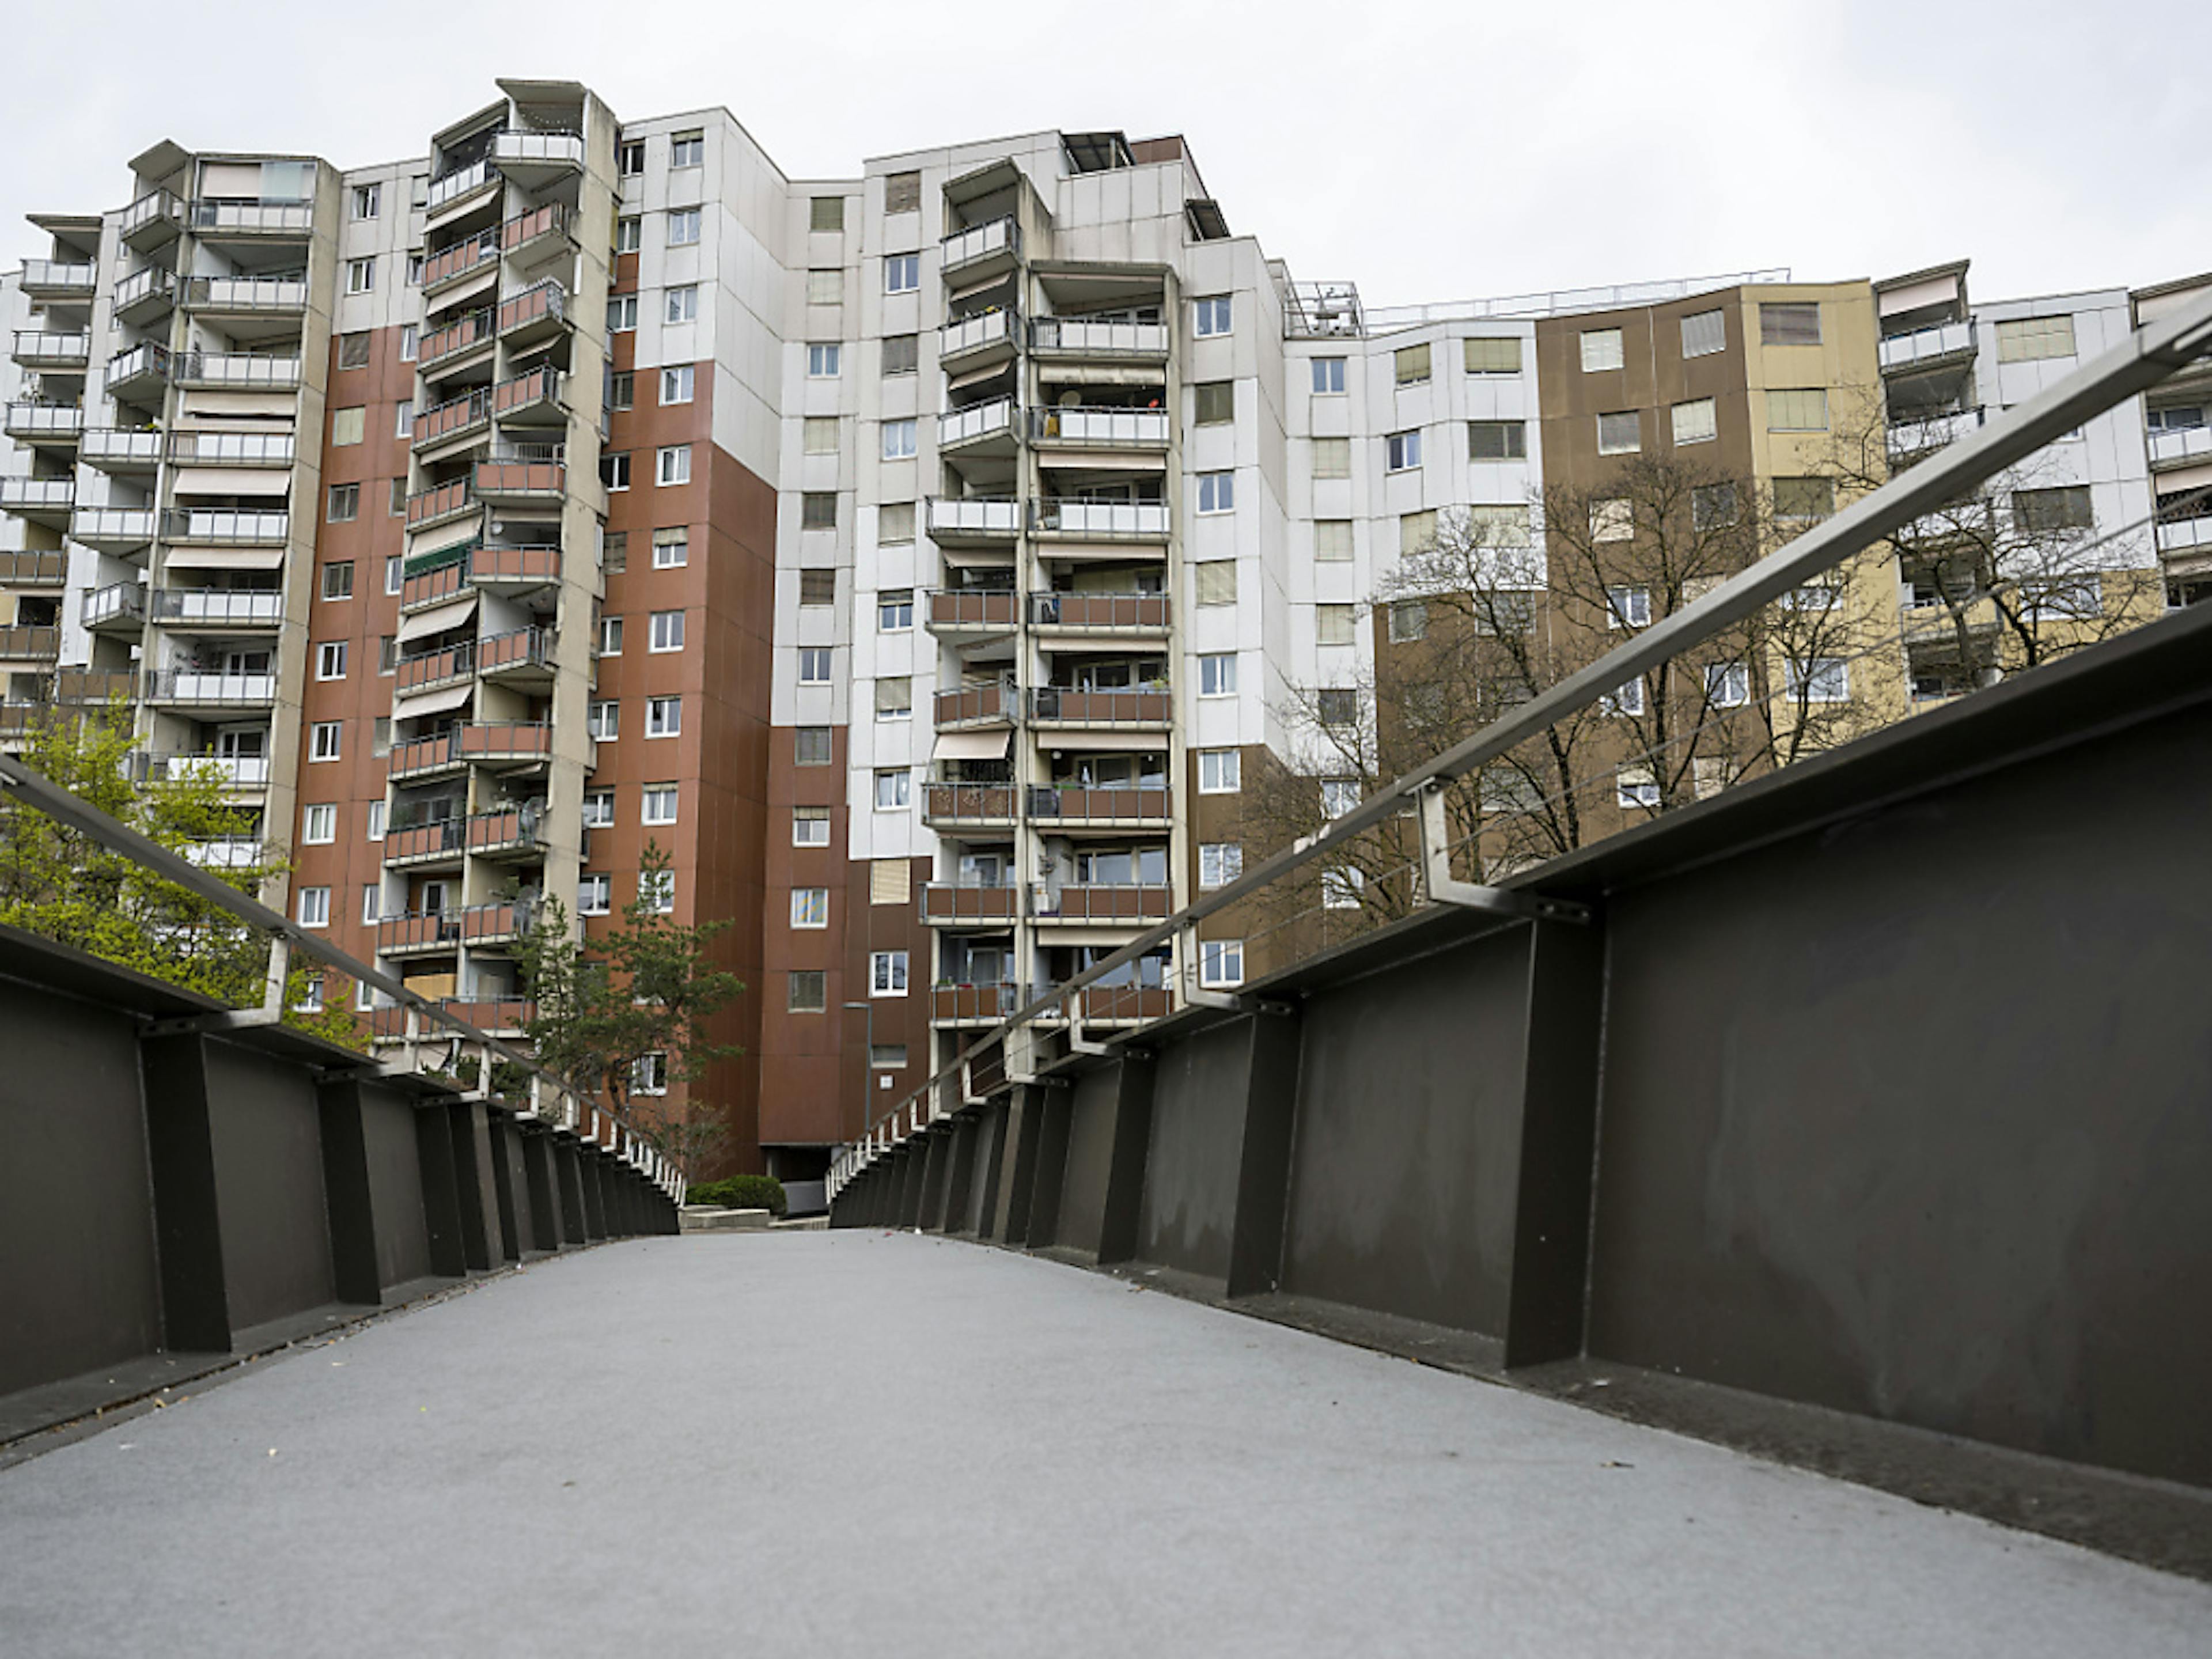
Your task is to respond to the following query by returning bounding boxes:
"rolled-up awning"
[396,593,478,641]
[393,680,475,716]
[931,729,1013,762]
[160,546,286,570]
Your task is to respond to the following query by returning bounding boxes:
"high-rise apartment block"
[4,79,2206,1203]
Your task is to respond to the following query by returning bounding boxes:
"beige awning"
[172,465,287,497]
[160,546,286,570]
[396,593,478,641]
[946,359,1012,393]
[393,680,475,716]
[2157,461,2212,497]
[177,389,294,418]
[932,729,1013,762]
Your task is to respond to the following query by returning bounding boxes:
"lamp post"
[842,1000,874,1150]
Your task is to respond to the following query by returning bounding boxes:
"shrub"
[685,1174,787,1218]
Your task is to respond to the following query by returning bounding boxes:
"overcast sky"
[5,0,2205,309]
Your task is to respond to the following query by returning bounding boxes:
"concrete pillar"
[893,1146,925,1229]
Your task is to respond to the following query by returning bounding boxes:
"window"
[325,482,360,524]
[806,271,842,306]
[1386,429,1423,471]
[351,183,380,219]
[810,195,845,232]
[1395,343,1431,386]
[1199,940,1244,988]
[600,616,624,656]
[1310,437,1351,479]
[639,868,675,914]
[1694,483,1740,529]
[1672,398,1718,446]
[1389,600,1428,643]
[1316,604,1357,646]
[878,589,914,631]
[1616,767,1660,810]
[321,562,354,600]
[874,768,911,810]
[798,647,832,684]
[1465,336,1523,375]
[1772,477,1834,521]
[650,609,685,652]
[604,532,628,573]
[661,211,700,252]
[657,445,691,486]
[793,806,831,846]
[1467,505,1531,547]
[399,327,417,362]
[803,416,839,455]
[1767,388,1829,431]
[1195,561,1238,606]
[1997,315,2077,363]
[871,950,909,997]
[602,453,631,491]
[310,722,341,762]
[618,139,645,176]
[404,255,423,287]
[1315,520,1354,561]
[1468,421,1527,461]
[1581,328,1624,372]
[330,407,365,446]
[879,501,916,544]
[615,215,641,254]
[338,332,371,370]
[1782,582,1840,612]
[1198,748,1241,793]
[583,790,616,828]
[653,528,688,569]
[1194,295,1232,336]
[808,342,841,377]
[883,253,920,294]
[298,887,330,929]
[1400,509,1437,555]
[870,859,910,906]
[670,131,703,168]
[665,286,698,325]
[661,365,694,406]
[1705,662,1749,708]
[1606,585,1652,628]
[1590,498,1634,543]
[646,696,682,737]
[798,569,836,607]
[388,479,407,516]
[871,1044,908,1070]
[884,171,922,214]
[632,1054,669,1096]
[1196,471,1235,513]
[642,785,679,825]
[302,804,335,844]
[579,873,612,916]
[607,294,638,332]
[1321,778,1361,818]
[316,641,347,680]
[1787,658,1851,702]
[1680,309,1728,358]
[346,257,375,295]
[366,801,385,840]
[1199,843,1243,889]
[1199,653,1237,696]
[1312,357,1346,394]
[588,701,618,739]
[1316,688,1359,726]
[788,971,827,1013]
[2021,575,2104,621]
[372,718,390,755]
[796,726,832,765]
[1759,302,1822,347]
[791,888,830,928]
[2014,486,2094,533]
[1321,867,1365,910]
[801,493,838,531]
[1597,411,1641,455]
[874,677,912,719]
[881,418,917,460]
[882,334,918,376]
[361,885,380,925]
[1194,381,1234,425]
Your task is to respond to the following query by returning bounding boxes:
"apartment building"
[3,80,2205,1199]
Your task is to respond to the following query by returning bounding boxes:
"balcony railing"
[13,331,90,367]
[1028,785,1173,825]
[189,199,314,236]
[0,700,46,738]
[493,131,584,171]
[70,507,159,549]
[419,308,496,370]
[175,353,302,391]
[0,478,75,516]
[924,497,1021,540]
[919,883,1021,925]
[378,910,462,955]
[396,641,474,694]
[461,900,535,946]
[930,982,1020,1023]
[21,260,94,296]
[103,342,172,396]
[1886,408,1985,457]
[473,457,566,501]
[0,625,60,660]
[150,589,284,627]
[492,365,563,421]
[4,402,83,440]
[934,679,1018,728]
[407,478,476,530]
[1077,983,1173,1023]
[1040,885,1174,924]
[81,429,164,469]
[922,783,1018,825]
[383,816,464,865]
[181,275,308,313]
[467,806,543,857]
[182,838,268,870]
[925,589,1018,632]
[165,508,290,544]
[55,668,139,704]
[1028,592,1169,631]
[119,190,184,245]
[415,388,493,449]
[495,281,568,341]
[138,753,272,788]
[431,997,535,1036]
[477,626,553,677]
[501,202,569,256]
[1027,686,1172,726]
[941,216,1017,275]
[1031,407,1171,447]
[166,430,296,467]
[0,551,69,584]
[938,397,1018,449]
[112,267,177,318]
[940,308,1018,360]
[83,583,146,630]
[1031,499,1171,540]
[142,669,278,706]
[472,544,562,586]
[388,731,465,781]
[2156,516,2212,555]
[2148,425,2212,469]
[422,228,501,292]
[1880,318,1976,372]
[425,158,494,213]
[1030,316,1172,358]
[457,721,554,766]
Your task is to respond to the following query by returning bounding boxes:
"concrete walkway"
[2,1233,2206,1657]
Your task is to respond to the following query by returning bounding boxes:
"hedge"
[684,1174,787,1218]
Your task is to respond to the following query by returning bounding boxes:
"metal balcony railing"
[82,583,146,629]
[112,266,177,316]
[415,388,493,448]
[474,457,566,499]
[934,679,1018,728]
[13,331,91,366]
[70,507,158,548]
[492,364,563,420]
[1031,499,1171,539]
[0,551,69,584]
[4,402,83,440]
[396,642,474,694]
[420,308,496,369]
[167,430,296,467]
[81,429,164,468]
[103,342,172,395]
[0,478,75,514]
[493,131,584,169]
[457,721,554,766]
[1040,884,1175,924]
[495,281,567,339]
[2156,516,2212,554]
[938,397,1017,449]
[940,308,1018,359]
[422,228,502,291]
[165,508,290,544]
[426,158,494,213]
[466,806,543,856]
[181,275,308,313]
[1028,592,1170,631]
[919,882,1021,925]
[922,782,1019,825]
[472,544,562,586]
[1031,317,1172,357]
[1880,318,1976,371]
[1031,406,1171,447]
[477,626,553,676]
[53,668,140,704]
[930,982,1021,1022]
[135,752,272,788]
[461,899,536,945]
[150,589,284,627]
[21,260,94,295]
[175,353,302,391]
[189,199,314,236]
[0,625,60,660]
[1027,686,1172,726]
[923,497,1021,540]
[382,815,464,865]
[119,190,184,245]
[406,478,476,529]
[378,910,462,955]
[501,201,569,255]
[925,589,1018,631]
[1027,785,1174,824]
[941,215,1017,274]
[2148,425,2212,469]
[142,669,278,705]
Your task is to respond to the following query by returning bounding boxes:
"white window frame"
[587,700,619,740]
[881,418,918,460]
[1194,296,1232,337]
[1312,357,1346,394]
[884,253,920,294]
[302,804,336,844]
[582,789,616,829]
[649,609,685,653]
[1196,471,1235,514]
[1788,658,1852,703]
[1197,748,1241,794]
[870,950,910,997]
[345,257,376,295]
[877,590,914,632]
[578,874,612,916]
[791,887,830,929]
[792,806,831,846]
[653,529,689,569]
[1199,653,1237,697]
[657,445,692,487]
[1705,662,1750,709]
[874,768,912,810]
[664,285,698,325]
[1386,429,1423,472]
[645,695,682,737]
[1581,328,1625,372]
[667,208,701,246]
[315,641,347,681]
[641,784,679,826]
[797,647,833,684]
[1198,939,1244,988]
[298,887,331,929]
[808,342,840,377]
[1198,842,1243,889]
[661,365,694,406]
[309,721,342,762]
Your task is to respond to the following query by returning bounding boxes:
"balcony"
[2149,425,2212,470]
[55,668,139,705]
[1030,316,1172,360]
[149,588,285,631]
[182,838,268,871]
[1031,407,1171,449]
[1880,319,1976,373]
[189,199,314,239]
[501,202,571,263]
[83,429,165,471]
[166,430,295,468]
[165,508,290,545]
[1886,408,1985,460]
[924,496,1021,546]
[1028,785,1173,830]
[378,911,462,958]
[0,625,60,661]
[414,388,493,453]
[407,478,477,532]
[21,261,94,301]
[1027,686,1172,729]
[922,783,1018,830]
[935,679,1018,730]
[426,158,497,218]
[3,403,82,445]
[460,721,554,769]
[383,816,465,868]
[938,397,1019,456]
[70,507,158,554]
[495,281,569,349]
[1028,592,1169,635]
[119,190,185,250]
[467,805,544,859]
[473,456,566,505]
[477,626,555,687]
[472,543,562,594]
[492,130,584,188]
[1032,499,1171,541]
[1040,885,1173,925]
[938,307,1019,370]
[103,343,172,401]
[930,982,1020,1025]
[0,701,47,739]
[0,476,75,527]
[14,331,90,370]
[460,899,535,948]
[400,550,472,612]
[396,639,474,694]
[388,731,466,782]
[137,753,271,789]
[422,229,501,294]
[1078,983,1173,1025]
[175,353,301,392]
[491,365,563,426]
[112,267,177,326]
[0,551,69,586]
[919,883,1021,926]
[141,669,278,707]
[181,275,309,319]
[940,216,1018,283]
[434,997,533,1038]
[419,308,496,373]
[924,589,1017,637]
[2156,516,2212,556]
[82,583,147,633]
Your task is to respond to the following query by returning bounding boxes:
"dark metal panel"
[1281,929,1533,1336]
[201,1040,336,1333]
[520,1130,559,1252]
[554,1143,588,1245]
[360,1085,433,1290]
[941,1116,978,1233]
[579,1150,608,1240]
[488,1115,525,1259]
[1023,1088,1073,1249]
[1138,1018,1255,1283]
[316,1079,381,1306]
[1053,1068,1123,1257]
[138,1033,231,1353]
[448,1103,501,1268]
[414,1103,467,1277]
[1227,1011,1305,1298]
[1095,1054,1157,1267]
[994,1090,1042,1244]
[1586,699,2212,1488]
[967,1101,1007,1237]
[918,1132,951,1230]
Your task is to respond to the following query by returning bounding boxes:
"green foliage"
[684,1174,786,1217]
[0,704,366,1051]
